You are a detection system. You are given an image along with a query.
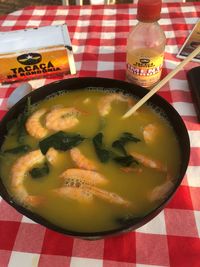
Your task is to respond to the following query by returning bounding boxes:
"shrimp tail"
[26,195,45,207]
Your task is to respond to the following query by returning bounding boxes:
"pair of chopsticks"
[122,45,200,119]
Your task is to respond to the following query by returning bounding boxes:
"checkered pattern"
[0,3,200,267]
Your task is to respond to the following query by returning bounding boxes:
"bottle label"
[126,50,164,88]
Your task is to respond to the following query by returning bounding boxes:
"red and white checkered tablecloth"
[0,2,200,267]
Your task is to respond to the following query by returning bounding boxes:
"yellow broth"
[0,89,181,232]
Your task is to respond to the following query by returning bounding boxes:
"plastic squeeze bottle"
[126,0,166,88]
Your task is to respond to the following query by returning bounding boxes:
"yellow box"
[0,25,76,83]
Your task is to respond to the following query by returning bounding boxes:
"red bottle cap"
[137,0,162,22]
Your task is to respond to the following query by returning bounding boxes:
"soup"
[0,89,181,232]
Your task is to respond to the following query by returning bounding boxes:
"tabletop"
[0,2,200,267]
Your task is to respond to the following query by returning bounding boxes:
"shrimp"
[10,150,45,207]
[98,93,133,117]
[130,151,167,172]
[54,183,130,207]
[87,185,131,207]
[45,107,81,131]
[70,147,98,171]
[143,123,158,144]
[25,108,49,139]
[60,168,108,186]
[149,180,174,202]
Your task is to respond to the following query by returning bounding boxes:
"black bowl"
[0,77,190,239]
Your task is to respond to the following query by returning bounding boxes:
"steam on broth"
[0,89,181,232]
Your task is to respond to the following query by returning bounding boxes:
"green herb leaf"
[92,132,110,163]
[16,114,26,143]
[112,140,127,155]
[113,155,138,167]
[39,131,85,154]
[16,97,32,143]
[121,132,141,143]
[4,145,31,154]
[6,119,17,133]
[112,132,140,155]
[29,162,49,178]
